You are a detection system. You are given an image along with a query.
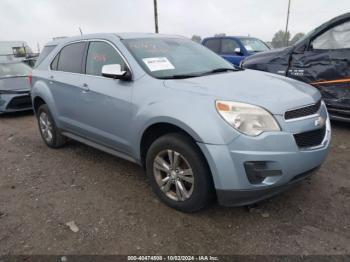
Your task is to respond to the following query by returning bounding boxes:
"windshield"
[0,62,31,78]
[122,38,236,79]
[240,38,270,52]
[294,29,316,46]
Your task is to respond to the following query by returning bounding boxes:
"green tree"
[191,35,202,43]
[290,32,305,45]
[271,30,290,48]
[214,33,226,37]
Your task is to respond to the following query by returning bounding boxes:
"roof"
[43,33,186,46]
[203,36,261,40]
[116,32,186,39]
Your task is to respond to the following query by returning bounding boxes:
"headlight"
[216,101,280,136]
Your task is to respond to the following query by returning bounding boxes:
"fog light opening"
[244,161,282,184]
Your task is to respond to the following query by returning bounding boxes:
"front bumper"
[0,92,33,114]
[216,167,318,206]
[198,106,331,207]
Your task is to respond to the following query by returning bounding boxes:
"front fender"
[129,91,240,160]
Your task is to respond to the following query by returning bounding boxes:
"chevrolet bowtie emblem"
[315,116,326,127]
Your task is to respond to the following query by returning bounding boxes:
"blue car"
[202,36,270,66]
[31,33,330,212]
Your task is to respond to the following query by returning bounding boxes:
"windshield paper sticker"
[142,57,175,72]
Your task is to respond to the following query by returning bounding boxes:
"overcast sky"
[1,0,349,51]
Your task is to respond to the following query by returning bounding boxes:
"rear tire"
[146,133,214,212]
[37,104,66,148]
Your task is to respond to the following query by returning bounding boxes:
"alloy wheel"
[153,149,194,201]
[39,112,53,143]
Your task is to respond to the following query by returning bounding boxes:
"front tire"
[146,133,214,212]
[37,104,66,148]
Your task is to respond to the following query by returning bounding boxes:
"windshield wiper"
[158,74,202,79]
[209,68,239,73]
[158,67,242,80]
[199,67,243,76]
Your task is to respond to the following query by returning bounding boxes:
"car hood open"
[164,69,321,115]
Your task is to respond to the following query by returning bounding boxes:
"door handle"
[81,83,90,92]
[49,75,54,85]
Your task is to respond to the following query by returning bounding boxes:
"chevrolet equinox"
[31,33,331,212]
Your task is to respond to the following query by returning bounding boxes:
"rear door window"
[35,45,56,67]
[57,42,86,74]
[203,39,221,53]
[85,41,126,76]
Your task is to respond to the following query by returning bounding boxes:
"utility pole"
[154,0,159,33]
[284,0,291,46]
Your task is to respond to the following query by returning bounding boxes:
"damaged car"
[242,12,350,122]
[0,60,33,114]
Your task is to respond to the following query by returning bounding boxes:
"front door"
[289,20,350,116]
[75,40,133,154]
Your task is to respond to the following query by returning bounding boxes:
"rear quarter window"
[203,39,221,53]
[35,45,56,67]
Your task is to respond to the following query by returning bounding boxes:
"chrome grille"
[285,100,321,120]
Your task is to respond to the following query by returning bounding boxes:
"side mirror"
[293,42,309,54]
[102,64,128,79]
[234,47,243,55]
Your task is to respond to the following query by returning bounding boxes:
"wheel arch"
[33,96,47,114]
[139,121,204,168]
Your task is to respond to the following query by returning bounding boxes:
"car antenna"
[79,27,83,35]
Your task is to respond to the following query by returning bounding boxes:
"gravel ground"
[0,112,349,255]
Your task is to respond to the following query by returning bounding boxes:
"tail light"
[28,73,33,87]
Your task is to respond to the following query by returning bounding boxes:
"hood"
[164,70,321,115]
[243,47,292,66]
[0,76,30,92]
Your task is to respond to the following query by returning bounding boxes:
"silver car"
[0,61,32,114]
[31,33,331,212]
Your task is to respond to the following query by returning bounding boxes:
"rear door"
[48,41,88,133]
[289,20,350,113]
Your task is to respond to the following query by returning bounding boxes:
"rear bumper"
[0,92,33,113]
[216,167,318,206]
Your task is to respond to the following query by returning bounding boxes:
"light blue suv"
[31,33,331,212]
